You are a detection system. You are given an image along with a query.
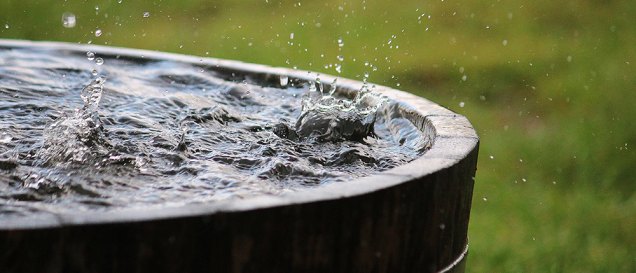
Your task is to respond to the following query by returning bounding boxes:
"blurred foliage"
[1,0,635,271]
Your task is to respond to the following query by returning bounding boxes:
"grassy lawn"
[2,0,635,271]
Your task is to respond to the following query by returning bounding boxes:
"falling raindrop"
[502,39,508,46]
[459,102,465,108]
[335,64,342,74]
[95,29,102,37]
[95,57,104,66]
[337,37,344,48]
[86,51,95,61]
[336,55,344,62]
[4,24,8,29]
[62,12,76,28]
[143,12,150,18]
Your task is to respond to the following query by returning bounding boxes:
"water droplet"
[279,76,289,87]
[95,57,104,66]
[567,55,573,62]
[86,51,95,61]
[459,101,465,108]
[62,12,76,28]
[337,37,344,47]
[91,69,98,76]
[439,224,446,230]
[118,0,123,3]
[289,32,294,39]
[461,75,468,81]
[143,12,150,18]
[489,155,494,159]
[95,29,102,37]
[482,197,488,202]
[4,24,8,29]
[335,64,342,74]
[336,55,344,62]
[502,39,508,46]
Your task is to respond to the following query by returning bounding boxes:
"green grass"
[2,0,635,271]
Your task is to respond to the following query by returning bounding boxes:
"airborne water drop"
[337,37,344,48]
[62,13,76,28]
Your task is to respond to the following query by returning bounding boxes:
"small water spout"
[37,77,109,166]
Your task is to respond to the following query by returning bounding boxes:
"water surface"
[0,46,428,217]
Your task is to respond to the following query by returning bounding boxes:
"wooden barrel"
[0,40,479,273]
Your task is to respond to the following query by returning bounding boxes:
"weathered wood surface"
[0,40,479,273]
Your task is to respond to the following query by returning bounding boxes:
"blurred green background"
[1,0,634,271]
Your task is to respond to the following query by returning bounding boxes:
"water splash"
[37,77,108,166]
[294,81,382,142]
